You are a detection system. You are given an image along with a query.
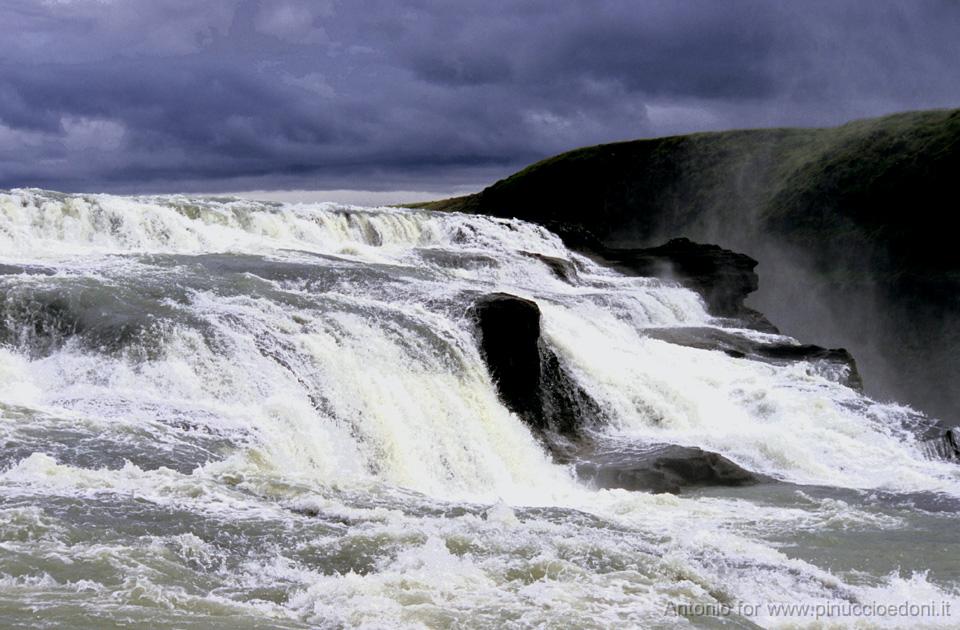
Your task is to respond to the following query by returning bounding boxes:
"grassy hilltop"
[414,109,960,420]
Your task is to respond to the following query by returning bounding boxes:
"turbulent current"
[0,189,957,628]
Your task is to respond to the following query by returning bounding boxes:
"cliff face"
[414,109,960,421]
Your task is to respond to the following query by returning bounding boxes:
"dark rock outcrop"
[534,224,776,331]
[643,326,863,391]
[471,292,601,435]
[920,427,960,461]
[472,293,543,421]
[519,251,578,283]
[570,441,763,494]
[758,344,863,390]
[599,238,761,318]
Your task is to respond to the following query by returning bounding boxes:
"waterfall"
[1,189,957,628]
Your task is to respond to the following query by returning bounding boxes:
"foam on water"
[541,301,958,493]
[1,189,958,628]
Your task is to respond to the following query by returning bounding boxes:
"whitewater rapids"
[0,189,957,628]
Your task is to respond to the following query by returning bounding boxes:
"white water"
[1,188,958,628]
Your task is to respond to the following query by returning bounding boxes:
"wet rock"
[419,248,500,271]
[920,427,960,461]
[538,348,603,436]
[539,225,776,331]
[571,441,763,494]
[472,293,543,420]
[600,238,775,330]
[643,327,864,391]
[605,238,758,312]
[757,344,863,391]
[471,292,601,435]
[519,251,578,283]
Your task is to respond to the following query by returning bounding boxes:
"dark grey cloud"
[1,0,958,193]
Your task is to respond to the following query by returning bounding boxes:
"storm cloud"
[1,0,958,193]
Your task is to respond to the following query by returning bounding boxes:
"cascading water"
[0,189,957,628]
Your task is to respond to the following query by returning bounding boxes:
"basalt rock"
[920,427,960,461]
[537,224,776,331]
[471,292,601,436]
[758,344,863,390]
[643,326,864,391]
[602,238,761,316]
[519,251,578,283]
[569,441,764,494]
[471,293,542,421]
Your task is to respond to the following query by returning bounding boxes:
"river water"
[0,189,957,628]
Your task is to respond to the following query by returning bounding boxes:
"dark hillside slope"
[415,109,960,420]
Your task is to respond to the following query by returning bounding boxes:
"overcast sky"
[2,0,959,199]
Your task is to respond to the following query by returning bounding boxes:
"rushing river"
[0,189,957,628]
